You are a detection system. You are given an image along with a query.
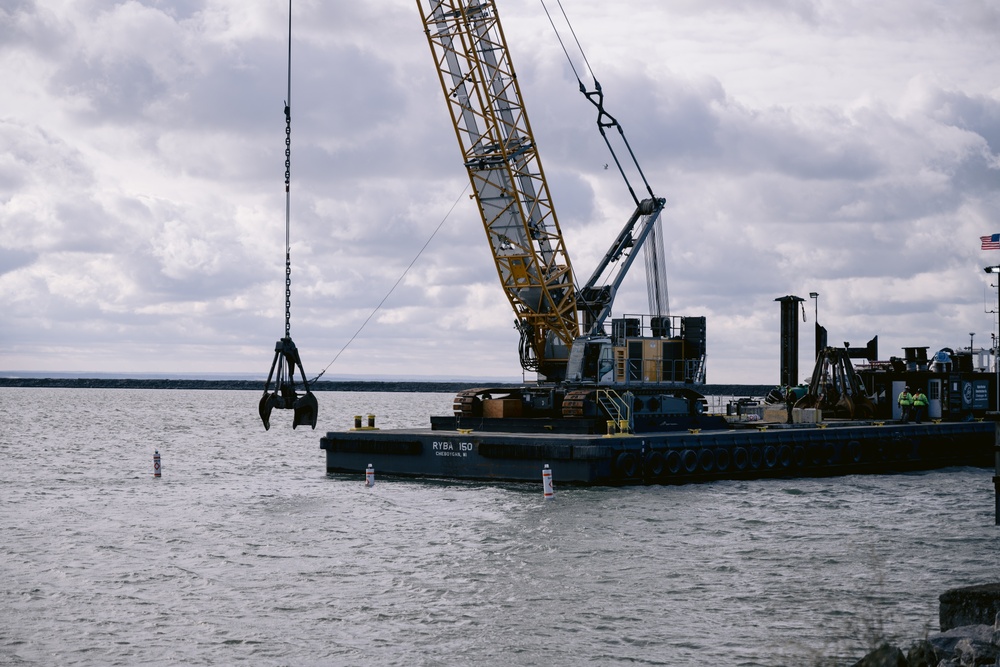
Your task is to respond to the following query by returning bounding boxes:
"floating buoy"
[542,464,554,499]
[365,463,375,488]
[153,449,161,478]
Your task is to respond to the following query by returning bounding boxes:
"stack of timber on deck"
[320,418,997,486]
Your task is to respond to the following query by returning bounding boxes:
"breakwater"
[0,377,518,392]
[0,377,773,396]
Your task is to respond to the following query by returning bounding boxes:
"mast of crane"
[418,0,580,380]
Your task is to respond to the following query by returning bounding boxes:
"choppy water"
[2,387,999,666]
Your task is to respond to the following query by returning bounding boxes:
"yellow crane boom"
[418,0,579,380]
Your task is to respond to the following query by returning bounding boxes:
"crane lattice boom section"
[419,0,579,375]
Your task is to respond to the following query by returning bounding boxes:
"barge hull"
[320,421,997,485]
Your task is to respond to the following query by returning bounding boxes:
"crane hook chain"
[284,101,292,338]
[284,103,291,190]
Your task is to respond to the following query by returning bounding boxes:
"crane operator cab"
[566,336,615,384]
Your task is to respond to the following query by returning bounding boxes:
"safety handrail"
[596,389,632,433]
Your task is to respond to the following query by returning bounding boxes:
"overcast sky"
[2,0,999,384]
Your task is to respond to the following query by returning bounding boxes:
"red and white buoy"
[542,464,553,499]
[365,463,375,488]
[153,449,161,478]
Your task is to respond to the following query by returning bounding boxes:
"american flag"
[982,234,1000,250]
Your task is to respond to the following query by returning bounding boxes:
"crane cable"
[539,0,656,205]
[540,0,671,321]
[308,182,471,383]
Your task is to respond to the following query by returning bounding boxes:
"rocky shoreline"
[853,584,1000,667]
[854,625,999,667]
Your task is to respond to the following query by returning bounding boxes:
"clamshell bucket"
[260,336,318,430]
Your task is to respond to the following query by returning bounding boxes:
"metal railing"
[597,388,632,433]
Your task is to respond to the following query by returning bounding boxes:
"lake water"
[2,387,998,666]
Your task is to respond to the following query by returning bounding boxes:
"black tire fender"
[778,445,792,468]
[613,451,638,479]
[682,449,698,474]
[764,445,778,468]
[698,448,714,472]
[665,450,682,474]
[714,448,730,472]
[645,451,665,477]
[733,447,749,471]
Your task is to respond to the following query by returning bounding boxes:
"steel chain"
[284,103,292,337]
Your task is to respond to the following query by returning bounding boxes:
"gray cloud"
[1,0,998,384]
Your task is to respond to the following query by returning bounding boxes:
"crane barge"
[318,0,996,485]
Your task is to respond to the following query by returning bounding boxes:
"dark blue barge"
[320,420,997,486]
